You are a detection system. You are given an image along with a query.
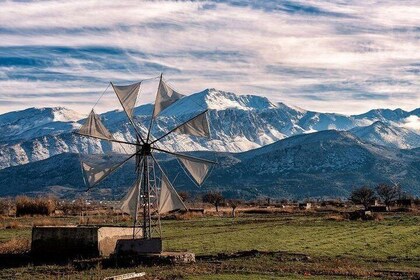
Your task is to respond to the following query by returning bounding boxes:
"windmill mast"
[135,141,161,239]
[142,152,150,239]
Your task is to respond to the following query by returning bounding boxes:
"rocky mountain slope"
[350,121,420,149]
[0,89,418,170]
[0,130,418,199]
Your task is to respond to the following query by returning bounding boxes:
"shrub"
[0,198,11,215]
[373,213,384,221]
[59,198,85,216]
[15,196,57,217]
[345,210,383,221]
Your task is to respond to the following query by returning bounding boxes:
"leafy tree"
[202,191,224,212]
[376,183,399,210]
[350,186,375,210]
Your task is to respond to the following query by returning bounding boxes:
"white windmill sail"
[120,180,140,217]
[174,111,210,138]
[177,155,212,186]
[81,160,119,188]
[159,175,187,214]
[111,82,141,119]
[78,110,114,140]
[153,78,184,117]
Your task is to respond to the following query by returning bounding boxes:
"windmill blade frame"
[75,73,216,244]
[83,152,138,191]
[150,153,187,214]
[110,81,146,144]
[151,146,216,187]
[151,109,210,144]
[152,146,217,165]
[74,132,140,147]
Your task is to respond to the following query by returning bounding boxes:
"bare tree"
[0,198,10,216]
[178,191,189,202]
[376,184,399,210]
[228,199,241,218]
[202,191,224,212]
[350,186,375,210]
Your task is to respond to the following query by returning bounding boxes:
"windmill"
[75,74,215,244]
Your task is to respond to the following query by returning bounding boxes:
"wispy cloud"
[0,0,418,114]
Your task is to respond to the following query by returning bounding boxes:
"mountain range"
[0,89,419,198]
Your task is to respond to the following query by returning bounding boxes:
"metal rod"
[142,155,150,239]
[152,146,217,164]
[73,132,141,147]
[146,73,162,143]
[147,157,152,238]
[150,155,161,237]
[133,157,143,239]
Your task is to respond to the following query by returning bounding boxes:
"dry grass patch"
[4,221,22,229]
[325,214,346,221]
[16,196,57,217]
[0,238,30,254]
[176,211,204,220]
[32,218,67,227]
[373,213,384,221]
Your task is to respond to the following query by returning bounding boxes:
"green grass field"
[162,214,420,259]
[0,212,419,279]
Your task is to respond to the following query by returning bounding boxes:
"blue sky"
[0,0,419,114]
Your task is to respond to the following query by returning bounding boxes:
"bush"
[345,210,383,221]
[59,199,85,216]
[0,199,11,215]
[15,196,57,217]
[373,213,384,221]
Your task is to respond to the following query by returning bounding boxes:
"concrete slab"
[32,225,137,260]
[115,238,162,254]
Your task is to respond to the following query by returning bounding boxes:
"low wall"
[32,226,136,260]
[98,227,135,256]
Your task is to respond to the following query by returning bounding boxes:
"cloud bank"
[0,0,419,114]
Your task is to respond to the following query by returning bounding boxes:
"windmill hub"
[141,143,152,155]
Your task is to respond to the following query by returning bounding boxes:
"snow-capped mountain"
[0,107,83,142]
[0,88,418,170]
[354,108,414,123]
[1,130,418,198]
[205,130,420,198]
[350,121,420,149]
